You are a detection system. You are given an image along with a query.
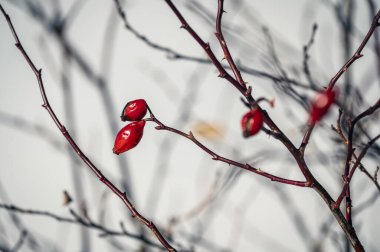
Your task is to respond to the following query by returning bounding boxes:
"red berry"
[241,109,264,138]
[309,89,336,123]
[121,99,147,121]
[113,121,146,154]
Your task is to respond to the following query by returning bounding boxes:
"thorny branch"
[300,9,380,157]
[145,107,309,187]
[334,134,380,209]
[334,98,380,212]
[159,1,380,251]
[111,0,312,91]
[0,4,177,252]
[215,0,246,89]
[1,1,379,251]
[332,109,380,194]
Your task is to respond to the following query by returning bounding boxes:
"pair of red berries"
[113,99,148,155]
[239,88,336,138]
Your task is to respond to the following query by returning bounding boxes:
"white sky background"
[0,0,380,251]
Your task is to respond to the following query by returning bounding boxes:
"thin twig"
[298,9,380,158]
[163,0,246,94]
[0,202,170,251]
[334,134,380,209]
[302,23,318,87]
[338,99,380,213]
[10,230,27,252]
[327,9,380,90]
[332,109,380,194]
[17,0,135,199]
[215,0,246,89]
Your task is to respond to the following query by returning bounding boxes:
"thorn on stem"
[61,126,67,134]
[244,86,252,97]
[356,54,363,59]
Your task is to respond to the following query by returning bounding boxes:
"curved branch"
[145,108,309,187]
[0,5,176,252]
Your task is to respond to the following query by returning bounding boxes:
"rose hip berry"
[309,89,336,123]
[241,109,264,138]
[121,99,148,121]
[113,120,146,154]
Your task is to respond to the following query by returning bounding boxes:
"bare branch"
[0,4,176,252]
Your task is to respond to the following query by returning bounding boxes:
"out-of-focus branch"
[303,24,318,88]
[10,230,27,252]
[0,203,171,251]
[0,111,65,151]
[299,9,380,158]
[112,0,316,93]
[366,0,380,86]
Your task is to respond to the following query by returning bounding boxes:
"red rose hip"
[309,89,336,123]
[241,109,264,138]
[121,99,148,121]
[113,120,146,154]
